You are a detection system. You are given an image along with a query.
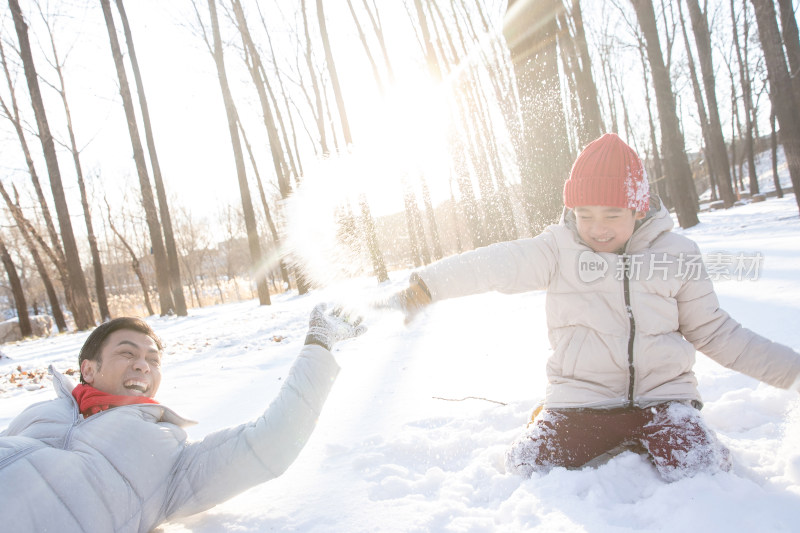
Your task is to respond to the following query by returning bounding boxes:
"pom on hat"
[563,133,649,212]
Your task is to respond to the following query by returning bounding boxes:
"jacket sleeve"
[417,231,559,302]
[162,344,340,520]
[676,243,800,390]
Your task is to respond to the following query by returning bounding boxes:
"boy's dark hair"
[78,317,163,384]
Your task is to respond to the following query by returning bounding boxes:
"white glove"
[304,303,367,351]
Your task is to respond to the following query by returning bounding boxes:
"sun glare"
[348,73,452,217]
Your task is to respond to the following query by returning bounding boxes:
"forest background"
[0,0,798,336]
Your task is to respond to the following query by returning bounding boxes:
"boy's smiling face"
[574,206,646,253]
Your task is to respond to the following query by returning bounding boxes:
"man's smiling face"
[80,329,162,398]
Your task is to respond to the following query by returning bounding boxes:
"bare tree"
[750,0,800,213]
[231,0,291,198]
[115,0,187,316]
[236,118,291,289]
[0,233,32,336]
[300,0,329,155]
[569,0,605,143]
[0,36,76,323]
[770,106,784,197]
[315,0,388,282]
[38,4,111,321]
[0,182,67,331]
[730,0,758,196]
[105,198,155,317]
[8,0,95,329]
[199,0,271,304]
[316,0,352,145]
[685,0,735,206]
[503,0,574,231]
[100,0,174,315]
[0,32,65,284]
[776,0,800,107]
[677,1,717,201]
[630,0,699,228]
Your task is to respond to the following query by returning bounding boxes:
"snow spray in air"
[281,149,403,297]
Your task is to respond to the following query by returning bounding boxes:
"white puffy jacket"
[416,199,800,408]
[0,344,339,532]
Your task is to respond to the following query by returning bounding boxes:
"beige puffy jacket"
[416,199,800,409]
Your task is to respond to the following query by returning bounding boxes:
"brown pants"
[506,402,731,481]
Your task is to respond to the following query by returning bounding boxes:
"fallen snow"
[2,194,800,532]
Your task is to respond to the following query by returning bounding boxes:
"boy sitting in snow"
[392,133,800,481]
[0,305,364,532]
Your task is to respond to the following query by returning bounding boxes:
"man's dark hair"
[78,317,163,384]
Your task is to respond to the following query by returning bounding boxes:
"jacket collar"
[49,365,197,427]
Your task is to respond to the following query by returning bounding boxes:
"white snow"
[2,193,800,532]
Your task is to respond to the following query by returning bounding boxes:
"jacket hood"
[561,194,673,253]
[48,364,196,427]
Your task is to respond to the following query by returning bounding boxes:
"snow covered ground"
[2,193,800,532]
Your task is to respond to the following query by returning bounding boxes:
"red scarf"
[72,384,159,417]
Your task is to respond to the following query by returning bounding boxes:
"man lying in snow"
[390,133,800,482]
[0,304,364,532]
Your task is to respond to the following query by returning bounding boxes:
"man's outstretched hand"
[304,303,367,351]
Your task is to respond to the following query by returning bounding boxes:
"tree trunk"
[106,204,155,316]
[776,0,800,108]
[0,38,77,323]
[116,0,187,316]
[237,118,292,290]
[570,0,604,143]
[0,235,32,337]
[0,183,66,331]
[300,0,328,155]
[206,0,271,305]
[421,178,443,260]
[42,16,112,322]
[316,0,352,145]
[346,0,385,94]
[677,1,716,200]
[8,0,95,329]
[631,0,699,228]
[504,0,574,231]
[403,187,423,267]
[360,196,389,282]
[0,37,66,281]
[100,0,174,315]
[256,3,304,182]
[731,0,759,196]
[770,106,784,197]
[316,0,388,282]
[362,0,395,83]
[750,0,800,213]
[685,0,736,206]
[636,40,670,207]
[231,0,291,198]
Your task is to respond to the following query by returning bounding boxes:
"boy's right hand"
[375,275,432,324]
[396,279,432,323]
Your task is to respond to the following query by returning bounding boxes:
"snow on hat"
[563,133,649,212]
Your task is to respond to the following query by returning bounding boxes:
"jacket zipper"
[623,256,636,408]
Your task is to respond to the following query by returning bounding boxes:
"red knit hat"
[563,133,649,212]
